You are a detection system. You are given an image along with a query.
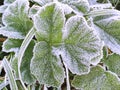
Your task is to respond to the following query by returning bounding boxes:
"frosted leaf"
[60,3,73,15]
[29,5,41,18]
[2,0,33,39]
[30,41,65,87]
[102,53,120,76]
[61,0,90,13]
[0,27,25,39]
[72,66,120,90]
[2,38,22,53]
[0,5,8,13]
[61,16,102,75]
[12,41,36,84]
[32,0,53,6]
[94,16,120,55]
[33,2,65,43]
[4,0,15,4]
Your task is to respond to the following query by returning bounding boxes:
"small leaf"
[61,15,103,75]
[94,15,120,55]
[29,5,41,18]
[0,5,8,13]
[30,41,65,87]
[32,0,53,6]
[2,57,18,90]
[4,0,15,4]
[33,2,65,44]
[61,0,90,13]
[2,38,22,53]
[72,66,120,90]
[1,0,33,39]
[102,53,120,76]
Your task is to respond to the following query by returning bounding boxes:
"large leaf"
[12,41,36,84]
[30,41,65,87]
[72,66,120,90]
[102,53,120,76]
[61,16,102,75]
[94,15,120,55]
[33,2,65,44]
[0,0,33,39]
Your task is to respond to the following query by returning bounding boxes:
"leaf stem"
[18,27,36,90]
[65,64,71,90]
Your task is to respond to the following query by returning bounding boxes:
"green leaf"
[2,38,22,53]
[94,15,120,55]
[61,16,103,75]
[33,2,65,44]
[29,5,41,18]
[12,40,36,84]
[32,0,53,6]
[102,53,120,76]
[4,0,15,4]
[61,0,90,13]
[2,57,18,90]
[72,66,120,90]
[0,0,33,39]
[30,41,65,87]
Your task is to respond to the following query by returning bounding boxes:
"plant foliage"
[0,0,120,90]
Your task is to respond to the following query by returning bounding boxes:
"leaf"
[2,57,18,90]
[29,5,41,18]
[61,0,90,13]
[12,40,36,84]
[102,53,120,76]
[61,15,103,75]
[94,15,120,55]
[88,9,120,17]
[2,38,22,53]
[4,0,15,4]
[0,0,33,39]
[72,66,120,90]
[30,41,65,87]
[33,2,65,44]
[32,0,53,6]
[0,5,8,13]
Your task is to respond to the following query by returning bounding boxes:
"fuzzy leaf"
[0,5,8,13]
[61,16,102,75]
[33,2,65,44]
[72,66,120,90]
[32,0,53,6]
[61,0,90,13]
[4,0,15,4]
[29,5,41,18]
[2,38,22,53]
[0,0,33,39]
[94,15,120,55]
[102,53,120,76]
[12,41,36,84]
[30,41,65,87]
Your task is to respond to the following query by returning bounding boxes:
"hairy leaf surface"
[72,66,120,90]
[33,2,65,44]
[102,53,120,76]
[94,15,120,55]
[30,42,65,87]
[61,16,102,75]
[0,0,32,39]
